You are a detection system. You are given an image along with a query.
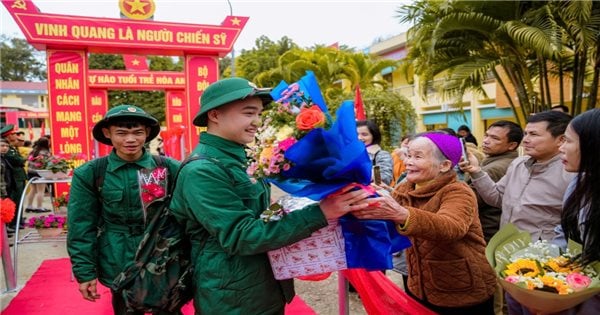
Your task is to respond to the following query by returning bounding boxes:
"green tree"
[0,35,46,81]
[235,35,298,82]
[330,88,416,150]
[238,45,414,149]
[398,0,600,123]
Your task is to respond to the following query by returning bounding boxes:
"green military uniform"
[67,149,180,286]
[4,145,26,200]
[4,145,27,227]
[170,132,328,314]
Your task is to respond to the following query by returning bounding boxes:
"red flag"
[40,120,45,137]
[123,55,149,71]
[28,121,34,140]
[354,86,367,120]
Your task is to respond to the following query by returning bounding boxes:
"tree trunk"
[588,40,600,110]
[493,68,523,127]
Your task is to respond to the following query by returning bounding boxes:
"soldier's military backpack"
[110,156,200,313]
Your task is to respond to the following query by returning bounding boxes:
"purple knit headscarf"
[421,133,463,167]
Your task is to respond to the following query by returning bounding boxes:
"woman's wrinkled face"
[357,126,373,146]
[559,124,580,173]
[404,137,445,184]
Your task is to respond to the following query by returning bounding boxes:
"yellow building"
[367,33,516,144]
[0,81,49,140]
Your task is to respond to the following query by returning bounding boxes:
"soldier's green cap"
[193,77,272,127]
[92,105,160,145]
[0,124,16,137]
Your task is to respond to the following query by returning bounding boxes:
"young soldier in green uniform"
[169,78,370,314]
[0,124,27,232]
[66,105,181,315]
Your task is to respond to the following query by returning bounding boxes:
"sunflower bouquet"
[486,224,600,313]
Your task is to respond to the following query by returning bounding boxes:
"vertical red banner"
[47,50,89,194]
[185,56,218,150]
[165,90,186,160]
[88,89,110,158]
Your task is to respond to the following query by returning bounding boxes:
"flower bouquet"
[137,165,168,222]
[249,71,410,279]
[486,224,600,313]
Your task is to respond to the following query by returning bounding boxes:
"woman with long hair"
[557,108,600,313]
[25,137,51,213]
[356,120,394,185]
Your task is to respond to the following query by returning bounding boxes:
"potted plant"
[27,214,67,238]
[28,153,79,179]
[53,192,69,215]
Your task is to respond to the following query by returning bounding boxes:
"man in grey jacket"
[459,111,574,241]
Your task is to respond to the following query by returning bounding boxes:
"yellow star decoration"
[230,17,241,26]
[131,59,140,66]
[126,0,148,14]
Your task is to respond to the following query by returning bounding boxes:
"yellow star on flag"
[231,17,241,26]
[126,0,148,14]
[131,59,140,66]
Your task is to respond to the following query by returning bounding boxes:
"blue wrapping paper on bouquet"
[268,73,411,270]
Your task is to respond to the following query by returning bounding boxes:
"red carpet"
[2,258,315,315]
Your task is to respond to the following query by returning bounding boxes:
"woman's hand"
[351,193,409,224]
[319,185,371,220]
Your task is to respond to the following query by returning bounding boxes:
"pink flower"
[278,137,297,151]
[142,192,155,203]
[505,275,520,284]
[142,183,165,198]
[566,272,592,292]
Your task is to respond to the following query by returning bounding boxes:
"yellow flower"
[545,256,581,273]
[259,146,274,163]
[505,259,544,277]
[275,125,294,141]
[539,275,571,295]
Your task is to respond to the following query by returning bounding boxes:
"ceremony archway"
[3,0,248,161]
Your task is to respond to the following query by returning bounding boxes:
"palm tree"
[398,0,600,125]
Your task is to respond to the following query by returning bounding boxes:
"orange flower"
[295,105,325,131]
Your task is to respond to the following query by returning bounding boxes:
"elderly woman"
[352,132,496,315]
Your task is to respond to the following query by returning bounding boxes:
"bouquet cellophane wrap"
[485,224,600,313]
[267,196,347,280]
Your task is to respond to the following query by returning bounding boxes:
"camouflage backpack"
[111,154,222,313]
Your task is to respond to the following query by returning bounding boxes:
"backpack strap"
[372,150,381,166]
[93,156,109,201]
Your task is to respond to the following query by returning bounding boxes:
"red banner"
[47,50,88,194]
[3,0,248,56]
[88,89,110,158]
[165,90,187,160]
[47,50,89,162]
[88,70,185,90]
[185,56,218,150]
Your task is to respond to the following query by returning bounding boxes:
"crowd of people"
[0,125,56,236]
[2,74,598,315]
